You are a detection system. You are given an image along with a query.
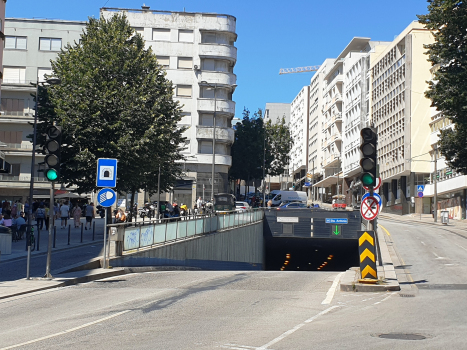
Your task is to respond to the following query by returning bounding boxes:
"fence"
[119,209,264,252]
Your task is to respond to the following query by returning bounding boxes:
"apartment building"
[101,6,237,205]
[289,86,310,189]
[0,0,7,172]
[370,21,434,215]
[0,18,85,202]
[264,103,290,125]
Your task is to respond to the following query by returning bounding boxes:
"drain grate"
[399,293,415,297]
[378,333,426,340]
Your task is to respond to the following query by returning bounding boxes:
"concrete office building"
[101,6,238,206]
[0,0,7,172]
[289,86,309,188]
[370,21,434,215]
[264,103,290,125]
[0,18,85,202]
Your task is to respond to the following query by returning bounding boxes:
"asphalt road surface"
[1,218,467,349]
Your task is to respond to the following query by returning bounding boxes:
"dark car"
[277,202,307,210]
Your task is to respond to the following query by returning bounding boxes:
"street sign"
[417,185,424,192]
[362,192,383,214]
[418,192,424,198]
[304,181,311,187]
[331,225,342,236]
[325,218,348,224]
[96,158,117,188]
[358,231,377,279]
[97,188,117,207]
[360,196,380,221]
[363,177,381,191]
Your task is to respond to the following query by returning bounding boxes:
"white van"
[271,191,307,206]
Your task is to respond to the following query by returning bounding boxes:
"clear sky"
[5,0,431,119]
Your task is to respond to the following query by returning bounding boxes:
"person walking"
[85,202,95,230]
[115,208,126,223]
[72,204,82,228]
[35,204,46,230]
[60,201,70,229]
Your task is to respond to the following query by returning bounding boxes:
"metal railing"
[117,209,264,252]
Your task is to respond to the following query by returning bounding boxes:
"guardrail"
[112,209,264,252]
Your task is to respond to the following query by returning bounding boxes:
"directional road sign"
[97,188,117,207]
[363,177,381,191]
[360,196,380,221]
[417,185,425,192]
[362,192,383,214]
[325,218,348,224]
[358,230,377,279]
[97,158,117,188]
[331,225,342,236]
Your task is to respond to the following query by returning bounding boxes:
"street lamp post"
[201,81,217,200]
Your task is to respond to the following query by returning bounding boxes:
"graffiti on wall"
[437,196,462,220]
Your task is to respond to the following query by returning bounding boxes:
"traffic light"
[43,125,62,182]
[360,127,377,187]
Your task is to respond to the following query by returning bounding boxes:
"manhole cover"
[378,333,426,340]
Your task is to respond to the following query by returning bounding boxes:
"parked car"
[277,202,307,210]
[235,201,251,212]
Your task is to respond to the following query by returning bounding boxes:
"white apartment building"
[101,6,237,206]
[370,21,434,215]
[0,18,86,203]
[264,103,290,125]
[289,86,309,188]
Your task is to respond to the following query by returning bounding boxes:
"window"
[133,27,144,38]
[178,30,194,42]
[1,99,25,115]
[199,141,213,154]
[152,28,170,41]
[5,36,27,50]
[2,67,26,84]
[202,33,216,44]
[38,68,52,83]
[39,37,62,51]
[177,85,192,97]
[200,114,214,126]
[157,56,170,68]
[177,57,192,69]
[0,130,23,144]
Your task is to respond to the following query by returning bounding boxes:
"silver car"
[235,201,250,212]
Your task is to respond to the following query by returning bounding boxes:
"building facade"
[0,18,85,202]
[370,21,434,215]
[101,6,238,206]
[264,102,290,125]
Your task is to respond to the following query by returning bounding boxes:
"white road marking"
[421,241,426,246]
[321,272,344,305]
[432,251,446,259]
[455,243,467,252]
[256,306,340,350]
[0,310,130,350]
[374,292,396,305]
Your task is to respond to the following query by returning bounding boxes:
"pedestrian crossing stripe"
[360,248,375,263]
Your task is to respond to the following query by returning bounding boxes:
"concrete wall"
[111,222,264,270]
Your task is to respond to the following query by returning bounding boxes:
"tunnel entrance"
[265,237,359,271]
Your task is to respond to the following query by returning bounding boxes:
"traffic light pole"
[45,181,55,278]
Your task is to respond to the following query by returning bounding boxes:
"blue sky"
[6,0,430,119]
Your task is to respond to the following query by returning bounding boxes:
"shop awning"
[312,175,342,188]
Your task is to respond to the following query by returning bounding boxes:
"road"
[1,218,467,349]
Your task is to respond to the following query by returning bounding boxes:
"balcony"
[198,44,237,62]
[197,71,237,86]
[323,153,340,168]
[196,126,235,144]
[331,132,342,142]
[332,112,342,123]
[197,98,235,115]
[196,153,232,166]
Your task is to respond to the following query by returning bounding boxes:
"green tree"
[418,1,467,173]
[265,116,293,176]
[35,14,186,211]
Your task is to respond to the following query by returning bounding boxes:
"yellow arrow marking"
[361,265,377,279]
[360,248,375,263]
[359,232,374,246]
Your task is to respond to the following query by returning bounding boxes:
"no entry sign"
[361,196,380,221]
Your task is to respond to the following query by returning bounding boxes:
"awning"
[313,175,342,188]
[55,192,88,199]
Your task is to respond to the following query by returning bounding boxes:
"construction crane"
[279,65,321,75]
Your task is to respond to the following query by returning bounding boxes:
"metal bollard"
[68,225,71,245]
[92,221,95,240]
[36,227,40,251]
[81,223,84,243]
[53,226,57,248]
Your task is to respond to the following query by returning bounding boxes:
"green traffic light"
[45,169,58,181]
[361,173,374,186]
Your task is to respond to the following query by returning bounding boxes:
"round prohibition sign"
[361,196,380,221]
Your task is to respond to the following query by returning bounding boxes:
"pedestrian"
[267,199,272,208]
[72,204,82,228]
[35,204,46,230]
[115,208,126,223]
[44,204,50,230]
[54,202,60,220]
[11,201,18,217]
[60,201,70,229]
[32,200,39,219]
[85,202,95,230]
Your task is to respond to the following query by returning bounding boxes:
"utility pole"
[434,147,438,223]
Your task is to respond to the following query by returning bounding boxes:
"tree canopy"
[36,14,186,195]
[418,1,467,174]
